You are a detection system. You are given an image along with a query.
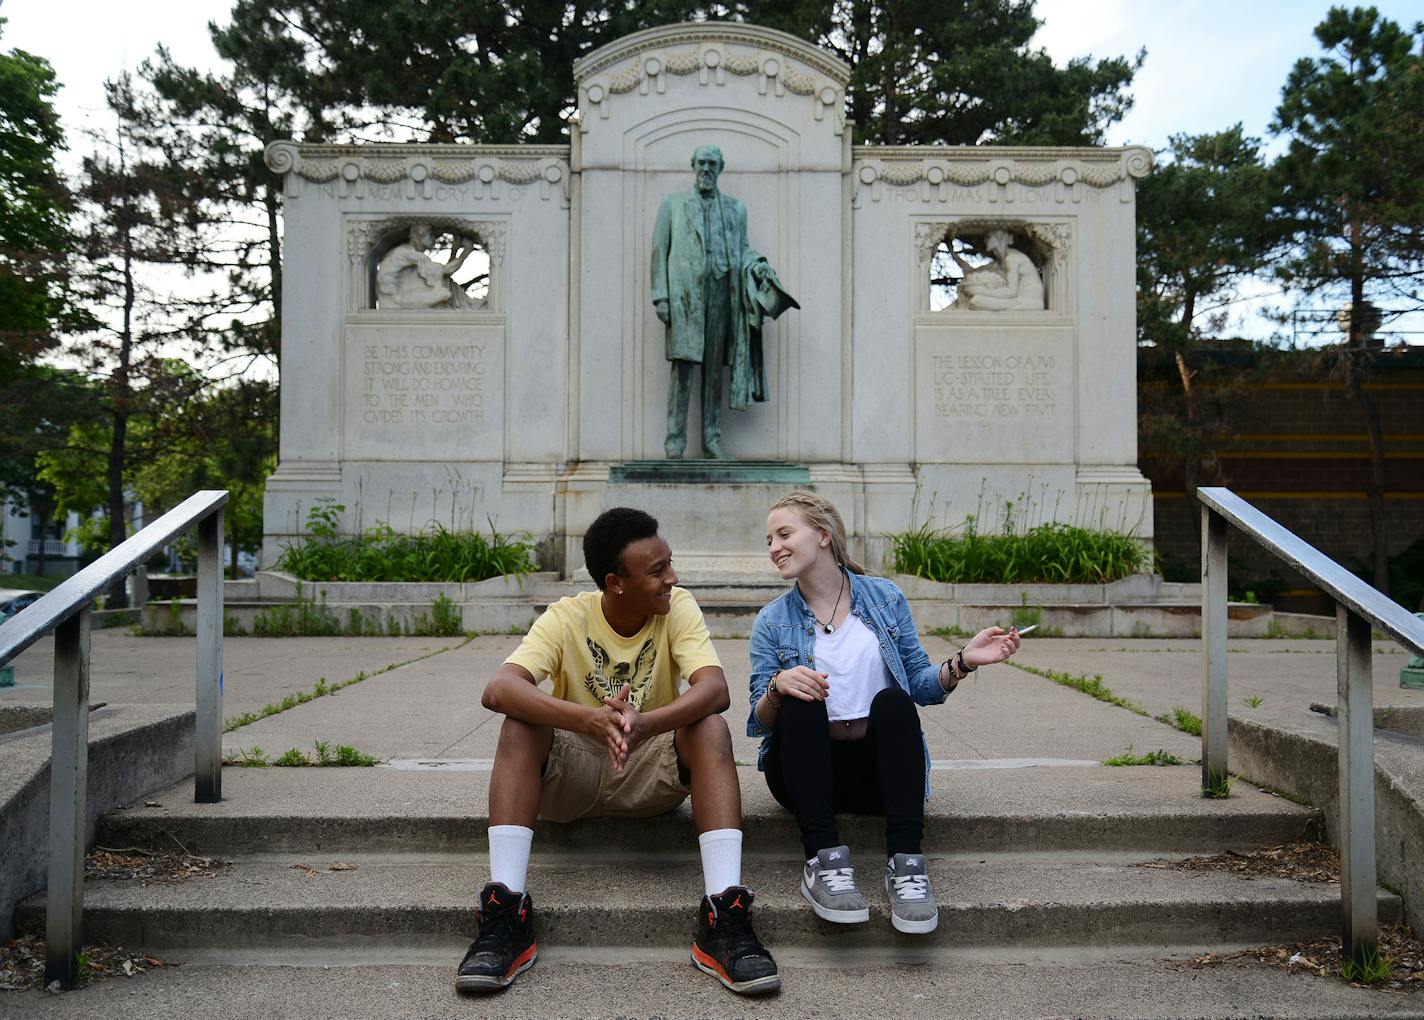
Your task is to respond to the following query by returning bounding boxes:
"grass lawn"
[0,573,62,592]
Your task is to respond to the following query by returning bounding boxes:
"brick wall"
[1139,346,1424,613]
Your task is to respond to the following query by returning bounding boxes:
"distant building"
[1,497,85,578]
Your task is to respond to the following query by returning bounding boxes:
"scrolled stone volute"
[264,141,300,176]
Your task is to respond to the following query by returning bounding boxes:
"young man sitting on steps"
[456,507,780,996]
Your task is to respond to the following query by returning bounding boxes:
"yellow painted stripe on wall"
[1248,382,1424,392]
[1154,491,1424,501]
[1219,434,1424,443]
[1213,451,1424,460]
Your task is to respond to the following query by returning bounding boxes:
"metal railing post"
[1201,505,1229,791]
[1337,605,1377,964]
[45,607,90,989]
[195,507,224,803]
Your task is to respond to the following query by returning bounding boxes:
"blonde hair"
[771,491,866,575]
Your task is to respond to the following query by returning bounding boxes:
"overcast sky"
[4,0,1422,341]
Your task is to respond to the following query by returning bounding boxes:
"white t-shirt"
[814,614,893,722]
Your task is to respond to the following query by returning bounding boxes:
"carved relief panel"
[914,219,1072,318]
[347,215,509,315]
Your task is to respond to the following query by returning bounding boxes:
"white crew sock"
[698,828,743,896]
[488,824,534,893]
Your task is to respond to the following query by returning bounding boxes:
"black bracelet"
[955,650,977,676]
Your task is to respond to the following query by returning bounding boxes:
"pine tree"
[1272,6,1424,593]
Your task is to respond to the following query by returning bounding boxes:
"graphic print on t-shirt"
[584,636,657,709]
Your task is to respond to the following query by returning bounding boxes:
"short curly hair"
[583,507,660,589]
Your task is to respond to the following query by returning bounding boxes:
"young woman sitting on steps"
[747,491,1021,933]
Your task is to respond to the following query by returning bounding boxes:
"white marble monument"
[263,22,1153,576]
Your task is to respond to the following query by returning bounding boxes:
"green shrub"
[275,500,535,583]
[413,593,464,637]
[251,584,342,637]
[891,515,1145,585]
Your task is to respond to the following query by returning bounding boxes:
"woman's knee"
[870,685,916,723]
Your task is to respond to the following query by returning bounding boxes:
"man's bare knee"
[677,714,732,766]
[495,716,553,764]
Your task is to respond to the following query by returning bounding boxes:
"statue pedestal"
[609,460,810,485]
[563,460,820,583]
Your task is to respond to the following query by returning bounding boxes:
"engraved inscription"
[933,353,1056,419]
[361,343,486,426]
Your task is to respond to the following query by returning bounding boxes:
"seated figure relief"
[375,224,484,310]
[950,229,1045,312]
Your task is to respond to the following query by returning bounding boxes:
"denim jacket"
[747,571,951,798]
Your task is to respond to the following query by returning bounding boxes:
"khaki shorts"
[538,729,690,823]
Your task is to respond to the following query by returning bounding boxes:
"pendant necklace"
[813,572,846,635]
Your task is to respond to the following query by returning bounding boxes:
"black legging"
[764,686,925,860]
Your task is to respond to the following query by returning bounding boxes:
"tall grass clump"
[276,501,535,583]
[891,489,1146,585]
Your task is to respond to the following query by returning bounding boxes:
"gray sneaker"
[800,845,869,923]
[885,852,938,933]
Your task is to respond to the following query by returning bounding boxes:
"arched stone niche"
[915,219,1072,318]
[346,215,508,314]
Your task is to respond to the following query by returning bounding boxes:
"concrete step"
[96,766,1321,856]
[17,850,1399,953]
[8,951,1424,1020]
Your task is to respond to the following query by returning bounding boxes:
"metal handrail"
[0,489,226,989]
[1196,486,1424,968]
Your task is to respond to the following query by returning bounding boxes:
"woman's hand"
[770,666,829,701]
[962,626,1021,670]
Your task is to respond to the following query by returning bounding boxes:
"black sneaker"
[455,882,537,992]
[691,886,780,995]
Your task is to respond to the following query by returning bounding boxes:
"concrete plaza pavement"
[5,627,1424,1019]
[4,628,1419,766]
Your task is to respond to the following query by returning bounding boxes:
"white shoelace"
[816,867,858,893]
[890,872,929,901]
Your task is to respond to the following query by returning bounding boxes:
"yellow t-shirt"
[505,587,721,712]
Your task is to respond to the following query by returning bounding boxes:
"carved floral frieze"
[854,146,1153,206]
[265,142,571,205]
[573,25,849,134]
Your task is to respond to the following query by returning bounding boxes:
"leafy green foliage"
[1340,945,1393,984]
[0,20,73,365]
[753,0,1141,146]
[1007,661,1147,715]
[412,593,464,637]
[230,746,270,767]
[223,642,469,732]
[186,2,1138,149]
[276,501,535,583]
[1243,695,1264,709]
[249,587,343,637]
[1201,770,1237,799]
[1157,706,1203,736]
[1271,8,1424,594]
[892,516,1145,585]
[1135,130,1280,564]
[1137,128,1280,354]
[224,741,380,767]
[1272,7,1424,317]
[1102,748,1183,767]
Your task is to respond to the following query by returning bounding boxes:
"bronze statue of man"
[650,146,797,460]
